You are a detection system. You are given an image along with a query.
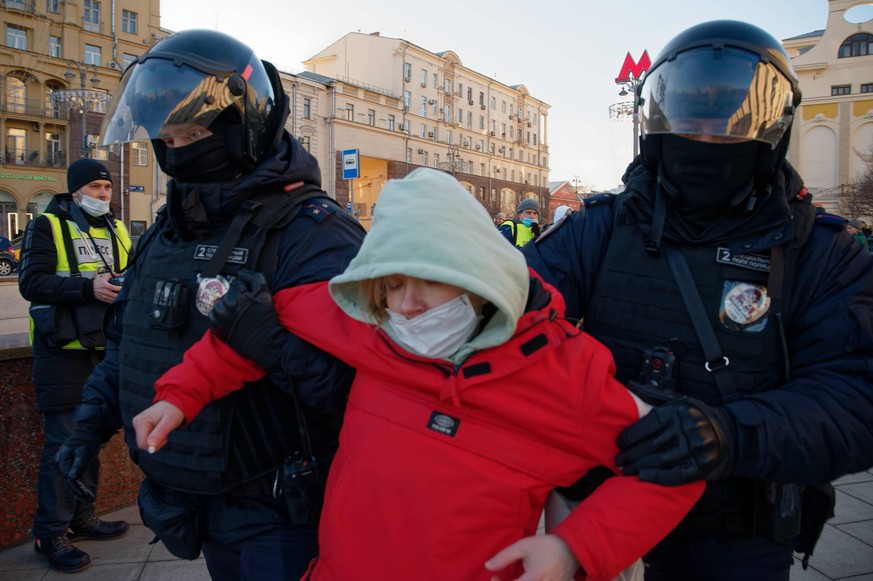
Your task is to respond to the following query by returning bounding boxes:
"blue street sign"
[342,148,360,180]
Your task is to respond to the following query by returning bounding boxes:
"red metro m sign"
[615,51,651,84]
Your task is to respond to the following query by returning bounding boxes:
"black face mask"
[660,134,761,220]
[152,134,239,184]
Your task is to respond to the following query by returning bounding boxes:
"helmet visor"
[639,46,796,147]
[99,57,239,147]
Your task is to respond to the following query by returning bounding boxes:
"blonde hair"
[359,277,389,323]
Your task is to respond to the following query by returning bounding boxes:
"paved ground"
[0,470,870,580]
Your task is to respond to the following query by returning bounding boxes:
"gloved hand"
[57,408,105,503]
[209,269,285,373]
[530,222,541,237]
[615,395,737,486]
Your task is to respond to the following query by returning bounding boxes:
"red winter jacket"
[156,277,703,581]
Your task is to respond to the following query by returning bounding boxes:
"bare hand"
[485,534,580,581]
[132,401,185,454]
[92,272,122,304]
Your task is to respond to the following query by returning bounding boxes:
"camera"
[282,453,323,526]
[108,276,125,286]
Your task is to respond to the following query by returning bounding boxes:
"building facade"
[1,0,163,240]
[785,0,873,214]
[302,32,551,230]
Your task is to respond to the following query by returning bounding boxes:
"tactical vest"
[583,195,814,530]
[118,193,321,494]
[584,219,782,402]
[29,212,130,350]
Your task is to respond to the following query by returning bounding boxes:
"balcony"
[1,97,71,120]
[2,0,36,13]
[2,149,67,168]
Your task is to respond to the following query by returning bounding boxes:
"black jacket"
[19,194,119,411]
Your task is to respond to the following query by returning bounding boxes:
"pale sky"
[160,0,834,190]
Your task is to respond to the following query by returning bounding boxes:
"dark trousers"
[32,411,98,539]
[644,532,795,581]
[201,526,318,581]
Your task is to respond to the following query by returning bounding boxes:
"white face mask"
[386,293,482,359]
[77,191,111,217]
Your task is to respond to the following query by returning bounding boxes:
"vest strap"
[664,244,739,402]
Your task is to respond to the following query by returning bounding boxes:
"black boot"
[34,535,91,573]
[69,516,130,541]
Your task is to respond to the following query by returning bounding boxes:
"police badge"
[194,274,230,316]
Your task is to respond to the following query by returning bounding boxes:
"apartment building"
[302,31,551,229]
[1,0,162,239]
[784,0,873,214]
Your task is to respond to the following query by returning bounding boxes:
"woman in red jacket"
[134,168,703,580]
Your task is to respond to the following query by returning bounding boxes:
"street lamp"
[616,72,643,158]
[440,145,466,176]
[63,61,101,159]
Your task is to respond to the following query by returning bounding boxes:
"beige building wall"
[785,0,873,214]
[1,0,163,237]
[303,32,551,228]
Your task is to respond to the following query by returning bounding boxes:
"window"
[402,120,410,134]
[45,82,64,117]
[458,108,464,124]
[433,73,438,88]
[131,142,148,166]
[479,91,485,106]
[47,0,60,13]
[6,25,27,50]
[467,87,473,102]
[467,111,472,127]
[303,97,311,119]
[122,53,136,70]
[387,114,395,131]
[433,153,439,167]
[403,62,411,82]
[862,83,873,93]
[444,78,451,95]
[345,105,354,121]
[420,124,427,138]
[367,109,375,126]
[406,147,413,163]
[122,10,138,35]
[5,76,25,113]
[46,132,62,165]
[838,33,873,58]
[298,135,311,152]
[403,90,411,110]
[420,68,427,86]
[490,96,496,109]
[443,105,451,123]
[6,128,26,165]
[84,44,101,66]
[501,100,507,114]
[48,35,61,58]
[83,0,101,32]
[832,84,852,96]
[420,151,428,166]
[421,96,427,116]
[479,115,484,129]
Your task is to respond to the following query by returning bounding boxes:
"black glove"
[209,269,285,372]
[530,222,541,237]
[615,395,736,486]
[57,404,106,504]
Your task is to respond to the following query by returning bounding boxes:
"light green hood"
[329,168,530,362]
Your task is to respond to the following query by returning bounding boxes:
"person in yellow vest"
[499,198,541,247]
[19,158,131,574]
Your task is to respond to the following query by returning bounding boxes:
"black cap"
[67,158,113,193]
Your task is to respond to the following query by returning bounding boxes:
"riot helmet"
[637,20,801,178]
[99,29,289,178]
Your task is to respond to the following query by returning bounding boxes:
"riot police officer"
[56,29,364,580]
[524,20,873,580]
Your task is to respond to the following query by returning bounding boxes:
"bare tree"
[844,143,873,219]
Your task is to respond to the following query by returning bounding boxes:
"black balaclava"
[659,134,761,222]
[151,110,242,184]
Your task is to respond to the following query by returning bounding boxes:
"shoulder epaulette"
[583,194,616,208]
[299,200,338,224]
[814,210,848,230]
